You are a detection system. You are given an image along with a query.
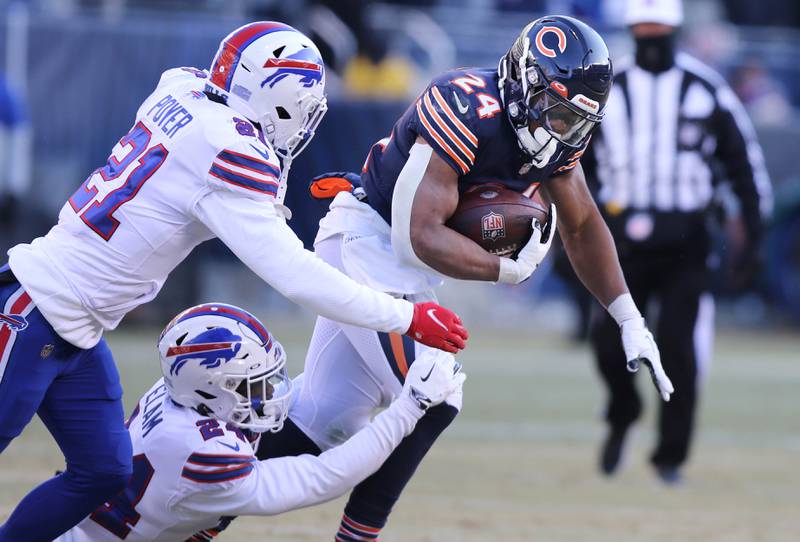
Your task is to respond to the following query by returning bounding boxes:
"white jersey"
[8,68,412,349]
[58,378,424,542]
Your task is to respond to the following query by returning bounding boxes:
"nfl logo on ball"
[481,212,505,241]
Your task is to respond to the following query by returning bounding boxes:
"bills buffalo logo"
[0,313,28,332]
[167,342,242,376]
[261,50,323,89]
[482,212,506,241]
[535,26,567,58]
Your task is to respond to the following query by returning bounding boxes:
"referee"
[584,0,772,484]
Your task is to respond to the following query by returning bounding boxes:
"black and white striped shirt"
[587,53,772,240]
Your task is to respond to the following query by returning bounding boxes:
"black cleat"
[654,464,683,486]
[600,425,629,476]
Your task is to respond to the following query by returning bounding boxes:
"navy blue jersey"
[361,67,587,223]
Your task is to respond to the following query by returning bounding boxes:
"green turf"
[0,325,797,541]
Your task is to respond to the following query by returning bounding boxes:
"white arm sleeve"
[174,396,423,517]
[390,142,440,274]
[193,189,413,334]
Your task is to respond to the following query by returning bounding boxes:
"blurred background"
[0,1,797,540]
[0,0,798,329]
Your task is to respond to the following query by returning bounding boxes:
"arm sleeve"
[413,84,479,176]
[713,85,773,241]
[173,396,423,517]
[192,189,413,334]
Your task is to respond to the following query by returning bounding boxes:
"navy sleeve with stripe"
[413,82,480,176]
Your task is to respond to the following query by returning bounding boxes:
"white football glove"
[402,350,466,411]
[620,317,674,402]
[497,204,557,284]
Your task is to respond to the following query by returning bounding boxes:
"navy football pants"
[0,270,132,541]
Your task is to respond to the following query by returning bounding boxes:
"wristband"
[497,257,519,284]
[607,293,642,326]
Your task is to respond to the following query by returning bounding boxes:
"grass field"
[0,323,797,541]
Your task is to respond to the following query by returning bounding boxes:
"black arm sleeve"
[580,134,602,200]
[712,87,772,243]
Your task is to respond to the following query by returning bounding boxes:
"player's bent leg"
[332,327,461,539]
[0,284,53,454]
[312,234,461,537]
[338,402,460,540]
[289,316,386,450]
[0,339,132,542]
[650,264,704,475]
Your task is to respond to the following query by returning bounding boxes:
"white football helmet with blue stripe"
[158,303,292,433]
[206,21,328,163]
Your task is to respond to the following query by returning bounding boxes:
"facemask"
[635,33,676,73]
[516,125,559,169]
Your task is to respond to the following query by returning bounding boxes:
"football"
[446,183,549,258]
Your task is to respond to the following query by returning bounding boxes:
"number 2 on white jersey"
[68,122,169,241]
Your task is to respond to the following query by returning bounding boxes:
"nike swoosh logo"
[420,365,435,382]
[426,308,448,331]
[218,440,240,452]
[249,144,272,162]
[452,92,469,114]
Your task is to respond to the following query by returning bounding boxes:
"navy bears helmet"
[499,15,613,168]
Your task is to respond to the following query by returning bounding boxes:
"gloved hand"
[728,245,762,291]
[406,302,468,353]
[402,350,466,411]
[308,171,361,200]
[621,317,674,402]
[497,204,557,284]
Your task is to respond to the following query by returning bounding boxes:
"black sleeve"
[711,86,772,243]
[580,134,602,200]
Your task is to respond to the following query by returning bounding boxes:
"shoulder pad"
[181,424,257,485]
[206,120,282,200]
[154,67,208,92]
[414,73,484,175]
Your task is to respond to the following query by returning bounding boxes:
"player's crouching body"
[57,303,465,542]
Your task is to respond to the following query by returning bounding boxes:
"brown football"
[446,183,549,258]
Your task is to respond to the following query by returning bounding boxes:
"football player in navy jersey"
[258,16,675,539]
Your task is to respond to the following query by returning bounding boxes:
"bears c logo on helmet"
[535,26,567,58]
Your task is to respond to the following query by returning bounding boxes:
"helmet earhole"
[275,106,291,120]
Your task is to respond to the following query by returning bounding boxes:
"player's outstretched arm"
[192,190,467,352]
[542,164,673,401]
[174,351,465,517]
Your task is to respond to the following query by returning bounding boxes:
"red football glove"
[405,302,469,353]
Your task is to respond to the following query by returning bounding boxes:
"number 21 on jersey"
[68,122,169,241]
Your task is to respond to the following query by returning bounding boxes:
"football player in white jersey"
[0,22,468,541]
[56,303,465,542]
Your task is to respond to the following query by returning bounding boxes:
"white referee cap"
[625,0,684,27]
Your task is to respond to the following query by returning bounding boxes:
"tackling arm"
[192,189,467,351]
[172,352,464,517]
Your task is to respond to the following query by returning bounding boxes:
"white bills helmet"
[206,21,328,162]
[158,303,292,433]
